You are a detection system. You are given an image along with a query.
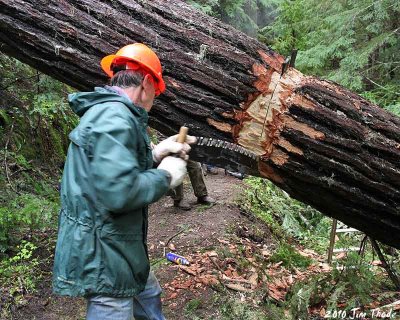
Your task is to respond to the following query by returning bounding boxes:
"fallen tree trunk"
[1,0,399,248]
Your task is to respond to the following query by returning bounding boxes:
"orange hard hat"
[101,43,166,96]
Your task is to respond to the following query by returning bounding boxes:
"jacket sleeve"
[89,105,170,213]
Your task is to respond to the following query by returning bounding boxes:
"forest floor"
[6,170,280,320]
[5,169,400,320]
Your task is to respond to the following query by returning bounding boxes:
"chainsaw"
[176,127,260,176]
[189,136,260,176]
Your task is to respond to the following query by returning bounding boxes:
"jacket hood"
[68,87,147,120]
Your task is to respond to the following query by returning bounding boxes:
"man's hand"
[157,156,187,189]
[152,134,197,163]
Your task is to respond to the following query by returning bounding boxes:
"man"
[53,43,195,320]
[171,160,216,210]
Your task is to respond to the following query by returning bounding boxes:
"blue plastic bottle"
[165,252,190,265]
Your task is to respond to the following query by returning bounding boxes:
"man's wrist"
[158,169,172,185]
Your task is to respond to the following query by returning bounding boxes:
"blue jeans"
[86,271,165,320]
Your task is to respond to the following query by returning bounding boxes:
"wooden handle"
[177,126,188,144]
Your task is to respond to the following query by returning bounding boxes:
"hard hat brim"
[100,54,117,78]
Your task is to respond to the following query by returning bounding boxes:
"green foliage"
[0,193,58,252]
[0,54,77,164]
[259,0,308,54]
[288,253,379,318]
[3,152,33,170]
[270,243,312,270]
[0,108,11,125]
[0,241,40,293]
[31,76,70,118]
[185,298,202,316]
[148,127,159,144]
[49,125,67,160]
[0,240,42,318]
[188,0,219,16]
[240,177,330,252]
[218,296,269,320]
[360,85,400,116]
[0,56,71,290]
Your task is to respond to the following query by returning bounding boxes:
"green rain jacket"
[52,87,170,297]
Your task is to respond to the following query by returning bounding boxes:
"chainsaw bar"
[189,137,260,176]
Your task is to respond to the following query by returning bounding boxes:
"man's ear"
[142,74,155,91]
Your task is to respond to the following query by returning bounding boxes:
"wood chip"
[217,238,230,244]
[286,274,293,285]
[261,250,270,257]
[371,260,383,266]
[198,275,219,286]
[167,292,178,300]
[335,252,347,260]
[179,265,197,276]
[207,251,218,257]
[272,261,283,268]
[169,302,178,309]
[224,269,233,277]
[248,272,258,289]
[319,263,332,272]
[222,274,251,284]
[225,283,253,293]
[175,280,193,289]
[232,271,239,278]
[267,285,285,301]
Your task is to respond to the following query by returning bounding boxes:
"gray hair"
[110,70,144,88]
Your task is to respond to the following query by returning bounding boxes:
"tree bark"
[1,0,399,248]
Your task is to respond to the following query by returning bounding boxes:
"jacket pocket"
[99,231,149,294]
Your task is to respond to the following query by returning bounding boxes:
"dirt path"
[148,170,245,261]
[8,170,274,320]
[148,171,263,319]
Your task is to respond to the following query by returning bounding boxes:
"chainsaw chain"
[195,137,258,160]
